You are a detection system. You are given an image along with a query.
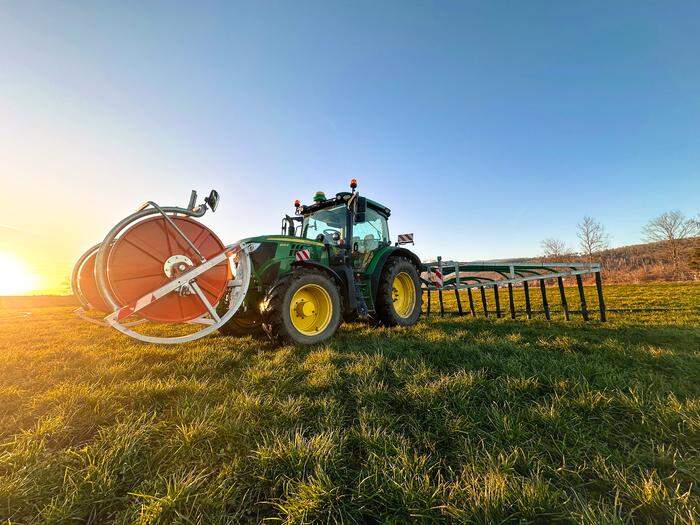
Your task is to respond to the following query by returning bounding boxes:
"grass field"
[1,283,698,523]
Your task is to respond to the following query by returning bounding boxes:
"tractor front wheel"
[261,268,341,345]
[375,257,422,326]
[217,288,262,337]
[218,314,261,337]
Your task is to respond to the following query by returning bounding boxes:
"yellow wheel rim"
[392,272,416,318]
[289,284,333,336]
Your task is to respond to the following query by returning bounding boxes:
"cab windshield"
[301,204,390,250]
[302,205,346,243]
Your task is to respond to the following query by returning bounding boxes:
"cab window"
[352,208,389,253]
[302,205,345,243]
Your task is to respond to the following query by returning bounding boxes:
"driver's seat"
[363,234,379,252]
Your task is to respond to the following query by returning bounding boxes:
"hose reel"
[71,190,252,344]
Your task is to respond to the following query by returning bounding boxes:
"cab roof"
[297,192,391,218]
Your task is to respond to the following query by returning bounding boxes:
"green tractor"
[219,179,423,344]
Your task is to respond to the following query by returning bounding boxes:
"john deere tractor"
[219,179,423,344]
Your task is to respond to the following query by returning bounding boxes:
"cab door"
[351,208,389,272]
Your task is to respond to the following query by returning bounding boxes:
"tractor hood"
[237,235,329,288]
[240,234,325,250]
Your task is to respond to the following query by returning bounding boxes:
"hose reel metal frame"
[71,191,254,344]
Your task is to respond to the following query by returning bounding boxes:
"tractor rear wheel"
[261,268,341,345]
[375,257,422,326]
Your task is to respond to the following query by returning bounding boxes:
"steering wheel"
[316,229,340,244]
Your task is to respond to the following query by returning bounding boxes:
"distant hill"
[0,295,78,308]
[526,237,700,283]
[594,237,699,283]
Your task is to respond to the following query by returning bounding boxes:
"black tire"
[217,288,262,336]
[343,310,360,323]
[375,256,422,327]
[218,314,261,336]
[261,268,342,345]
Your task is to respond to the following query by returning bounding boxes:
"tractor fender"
[291,260,344,288]
[370,247,422,302]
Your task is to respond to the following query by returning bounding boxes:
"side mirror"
[285,216,296,236]
[355,196,367,223]
[205,190,220,212]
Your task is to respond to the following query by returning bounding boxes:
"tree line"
[540,211,700,280]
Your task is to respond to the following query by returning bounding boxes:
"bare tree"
[540,238,570,259]
[577,216,610,260]
[642,211,699,277]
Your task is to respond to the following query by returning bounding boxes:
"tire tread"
[375,256,422,327]
[261,268,340,344]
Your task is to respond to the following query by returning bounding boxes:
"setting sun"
[0,252,39,295]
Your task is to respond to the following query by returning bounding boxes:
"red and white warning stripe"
[117,294,156,321]
[397,233,414,245]
[295,249,310,261]
[420,268,443,288]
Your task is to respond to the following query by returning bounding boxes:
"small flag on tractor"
[397,233,414,245]
[295,249,310,261]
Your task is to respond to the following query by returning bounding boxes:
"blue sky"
[1,1,698,289]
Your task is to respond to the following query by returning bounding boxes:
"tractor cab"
[285,190,391,250]
[287,188,394,273]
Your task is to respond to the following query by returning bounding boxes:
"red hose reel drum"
[106,216,229,323]
[77,249,110,312]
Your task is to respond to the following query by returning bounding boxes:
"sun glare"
[0,252,39,295]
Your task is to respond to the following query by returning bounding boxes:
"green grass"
[0,283,698,523]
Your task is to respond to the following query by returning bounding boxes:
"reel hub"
[163,255,194,278]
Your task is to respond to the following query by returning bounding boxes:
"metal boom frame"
[422,259,606,322]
